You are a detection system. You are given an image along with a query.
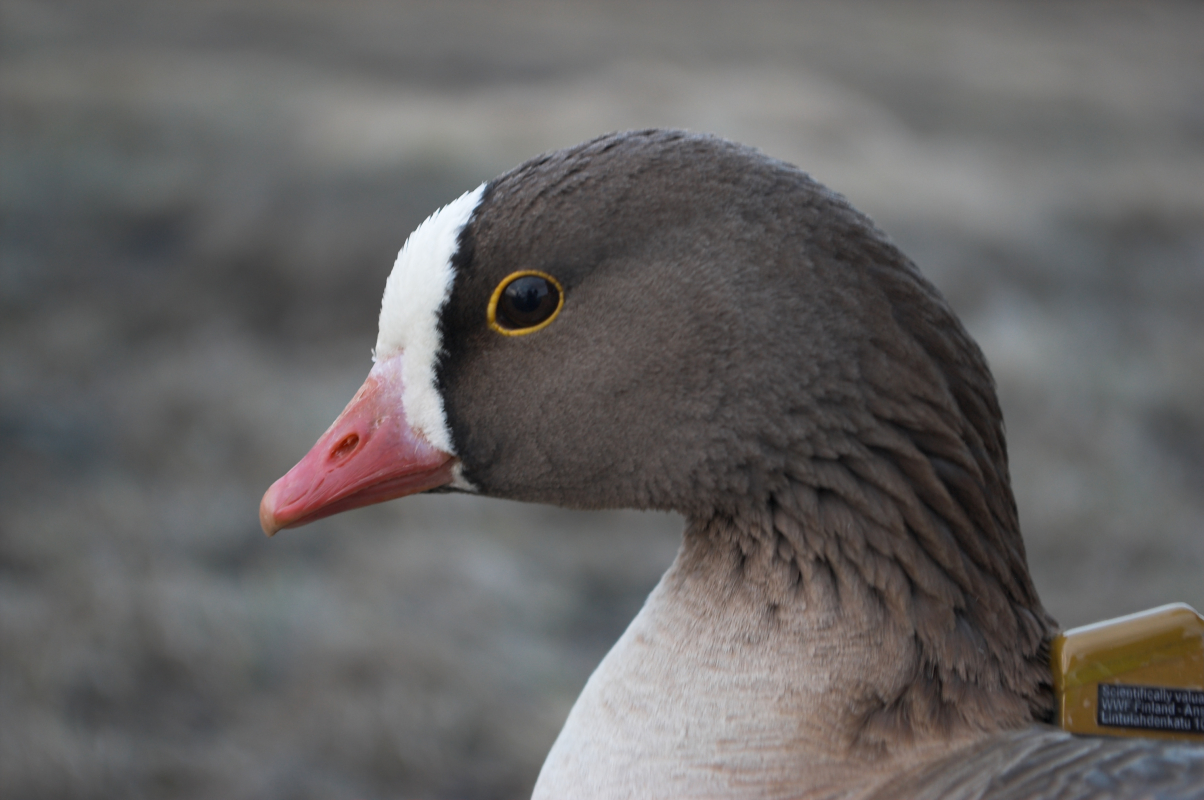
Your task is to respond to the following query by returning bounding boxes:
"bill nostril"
[330,433,360,460]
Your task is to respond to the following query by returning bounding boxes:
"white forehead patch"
[375,183,485,455]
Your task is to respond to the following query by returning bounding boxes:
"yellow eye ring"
[487,270,565,336]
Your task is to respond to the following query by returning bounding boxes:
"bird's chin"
[259,357,456,536]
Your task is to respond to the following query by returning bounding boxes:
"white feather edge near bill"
[374,183,486,491]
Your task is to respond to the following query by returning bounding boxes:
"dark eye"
[489,271,564,335]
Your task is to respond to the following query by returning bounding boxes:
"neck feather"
[709,449,1055,752]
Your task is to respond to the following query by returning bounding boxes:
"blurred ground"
[2,1,1202,798]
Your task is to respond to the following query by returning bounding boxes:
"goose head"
[260,129,1059,792]
[263,130,1015,521]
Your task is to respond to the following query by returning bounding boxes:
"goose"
[260,129,1204,799]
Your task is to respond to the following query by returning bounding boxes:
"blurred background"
[2,1,1202,798]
